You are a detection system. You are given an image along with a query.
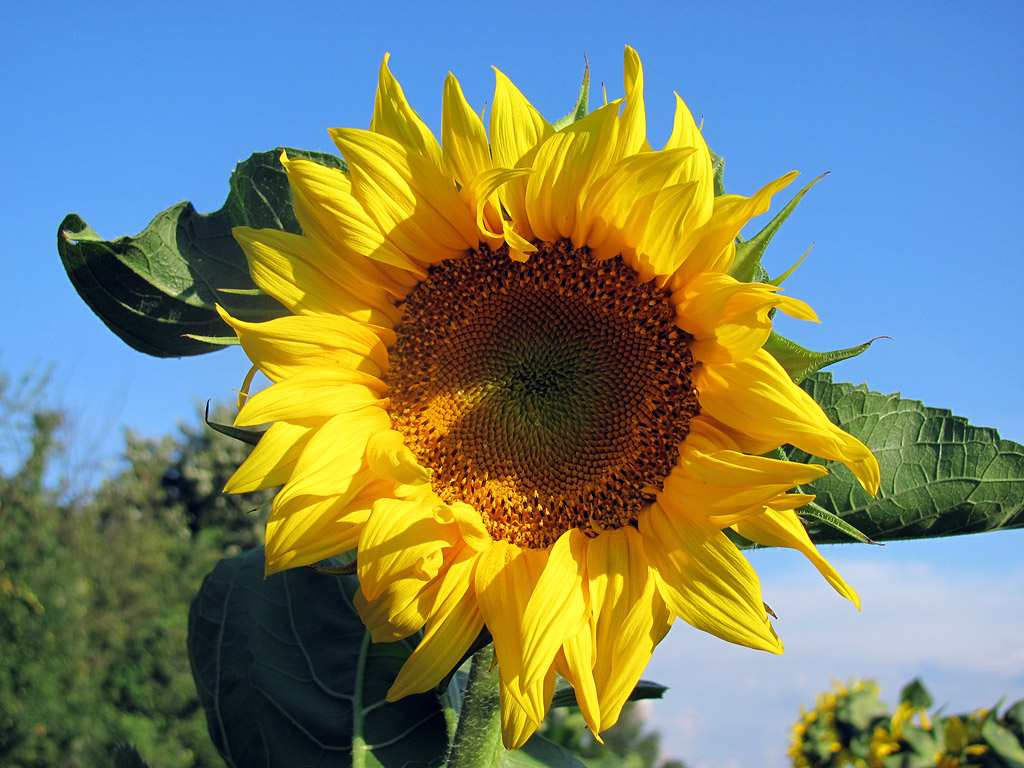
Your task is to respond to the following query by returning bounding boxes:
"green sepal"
[183,334,240,346]
[552,60,590,130]
[708,147,727,198]
[764,331,882,383]
[730,172,827,283]
[204,401,266,447]
[796,500,879,545]
[58,147,345,358]
[549,680,667,710]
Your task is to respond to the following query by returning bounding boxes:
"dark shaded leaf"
[900,679,933,710]
[500,735,589,767]
[791,374,1024,543]
[58,148,345,358]
[549,680,667,710]
[187,547,448,768]
[112,744,151,768]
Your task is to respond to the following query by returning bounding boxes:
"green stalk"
[446,645,504,768]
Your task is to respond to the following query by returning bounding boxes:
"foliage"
[538,703,687,768]
[0,372,261,768]
[789,679,1024,768]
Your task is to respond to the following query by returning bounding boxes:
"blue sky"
[2,2,1022,766]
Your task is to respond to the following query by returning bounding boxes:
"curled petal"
[675,272,818,363]
[358,495,459,600]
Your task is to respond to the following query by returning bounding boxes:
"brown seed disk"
[385,240,700,549]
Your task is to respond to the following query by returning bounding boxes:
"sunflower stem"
[447,645,504,768]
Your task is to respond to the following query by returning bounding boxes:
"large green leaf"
[58,148,345,358]
[789,373,1024,543]
[500,736,588,767]
[187,547,448,768]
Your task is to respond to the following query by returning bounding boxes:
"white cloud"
[641,539,1024,768]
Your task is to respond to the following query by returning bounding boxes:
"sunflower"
[220,46,879,748]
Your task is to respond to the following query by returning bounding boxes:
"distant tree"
[540,702,688,768]
[0,372,248,768]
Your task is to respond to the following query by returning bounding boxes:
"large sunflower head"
[220,47,880,748]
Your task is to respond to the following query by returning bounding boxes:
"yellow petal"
[358,495,459,600]
[264,474,386,575]
[526,101,622,242]
[616,45,648,158]
[475,541,551,722]
[232,226,399,325]
[219,306,389,383]
[635,181,703,279]
[466,166,533,241]
[519,529,588,694]
[355,570,443,642]
[234,368,385,427]
[663,92,715,220]
[588,527,673,732]
[370,53,444,170]
[576,147,697,257]
[330,128,478,261]
[442,72,492,187]
[273,407,390,504]
[281,153,425,280]
[734,506,861,608]
[662,433,828,526]
[555,625,600,735]
[640,501,783,653]
[438,501,493,553]
[499,665,555,750]
[675,272,818,363]
[223,419,315,493]
[694,348,880,493]
[489,67,554,240]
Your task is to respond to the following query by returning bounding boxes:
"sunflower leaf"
[765,332,882,383]
[730,172,826,283]
[187,547,449,768]
[57,147,345,358]
[789,373,1024,543]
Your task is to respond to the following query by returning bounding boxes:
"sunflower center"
[385,240,699,548]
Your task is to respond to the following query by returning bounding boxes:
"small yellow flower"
[221,47,879,748]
